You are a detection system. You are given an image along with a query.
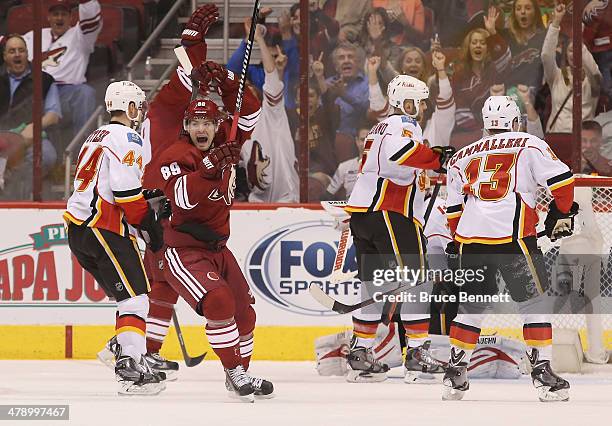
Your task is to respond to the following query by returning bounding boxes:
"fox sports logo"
[245,221,359,316]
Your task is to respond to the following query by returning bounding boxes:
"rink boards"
[0,203,354,360]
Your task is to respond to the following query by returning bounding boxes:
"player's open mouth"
[197,136,209,145]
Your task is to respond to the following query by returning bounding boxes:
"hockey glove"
[192,61,236,94]
[138,208,164,252]
[445,241,460,271]
[544,200,579,242]
[142,189,172,219]
[200,141,242,178]
[181,4,220,47]
[432,146,456,174]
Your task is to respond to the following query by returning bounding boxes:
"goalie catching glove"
[544,200,579,242]
[432,146,456,174]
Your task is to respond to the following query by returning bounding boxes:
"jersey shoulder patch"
[401,115,417,126]
[127,132,143,146]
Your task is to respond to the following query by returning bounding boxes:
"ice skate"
[225,365,255,403]
[115,355,166,396]
[346,340,389,383]
[97,335,118,369]
[442,363,469,400]
[404,340,447,384]
[226,372,274,399]
[528,350,570,402]
[143,352,179,381]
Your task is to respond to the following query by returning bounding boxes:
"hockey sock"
[235,305,256,370]
[352,318,380,347]
[146,281,179,353]
[448,321,481,364]
[206,319,242,369]
[523,322,553,361]
[116,294,149,361]
[402,317,430,348]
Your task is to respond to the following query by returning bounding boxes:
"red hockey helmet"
[183,99,224,131]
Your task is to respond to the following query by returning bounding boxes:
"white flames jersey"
[423,197,452,254]
[65,124,145,237]
[24,0,102,85]
[446,131,574,244]
[346,115,430,225]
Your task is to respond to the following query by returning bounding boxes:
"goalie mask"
[104,81,147,129]
[387,74,429,118]
[482,96,521,132]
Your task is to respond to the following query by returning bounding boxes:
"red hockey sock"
[206,320,241,369]
[146,281,179,353]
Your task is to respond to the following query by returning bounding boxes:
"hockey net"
[441,176,612,362]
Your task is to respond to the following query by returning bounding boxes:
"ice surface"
[1,360,611,426]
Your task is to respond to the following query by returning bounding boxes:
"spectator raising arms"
[316,43,369,143]
[241,25,299,203]
[451,25,509,148]
[309,54,339,178]
[372,0,426,47]
[23,0,101,140]
[498,0,547,91]
[359,8,401,92]
[0,35,60,197]
[542,1,602,133]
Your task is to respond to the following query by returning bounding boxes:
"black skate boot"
[248,375,275,399]
[115,355,166,396]
[528,349,570,402]
[225,365,255,403]
[97,335,118,369]
[404,340,448,384]
[346,337,389,383]
[143,352,179,382]
[442,348,469,400]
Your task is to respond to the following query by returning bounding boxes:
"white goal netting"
[437,176,612,360]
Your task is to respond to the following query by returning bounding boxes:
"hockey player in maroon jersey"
[98,4,230,379]
[157,67,268,402]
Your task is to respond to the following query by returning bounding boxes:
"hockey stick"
[321,201,358,283]
[229,0,260,140]
[172,310,207,367]
[423,176,442,224]
[309,279,421,315]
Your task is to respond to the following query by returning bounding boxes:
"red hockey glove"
[181,4,220,47]
[200,141,242,178]
[192,61,234,92]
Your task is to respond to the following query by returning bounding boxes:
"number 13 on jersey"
[463,153,517,201]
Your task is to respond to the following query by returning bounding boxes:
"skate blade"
[442,386,466,401]
[404,370,441,384]
[117,381,166,396]
[254,392,276,400]
[156,370,178,382]
[537,387,569,402]
[227,391,255,403]
[346,369,387,383]
[97,348,115,369]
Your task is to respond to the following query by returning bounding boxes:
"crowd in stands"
[1,0,612,201]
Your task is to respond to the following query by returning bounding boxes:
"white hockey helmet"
[482,96,521,131]
[387,74,429,118]
[105,81,147,125]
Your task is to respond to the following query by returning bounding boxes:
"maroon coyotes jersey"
[158,89,261,249]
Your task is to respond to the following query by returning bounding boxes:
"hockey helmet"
[183,99,224,132]
[482,96,521,131]
[105,81,146,114]
[387,74,429,118]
